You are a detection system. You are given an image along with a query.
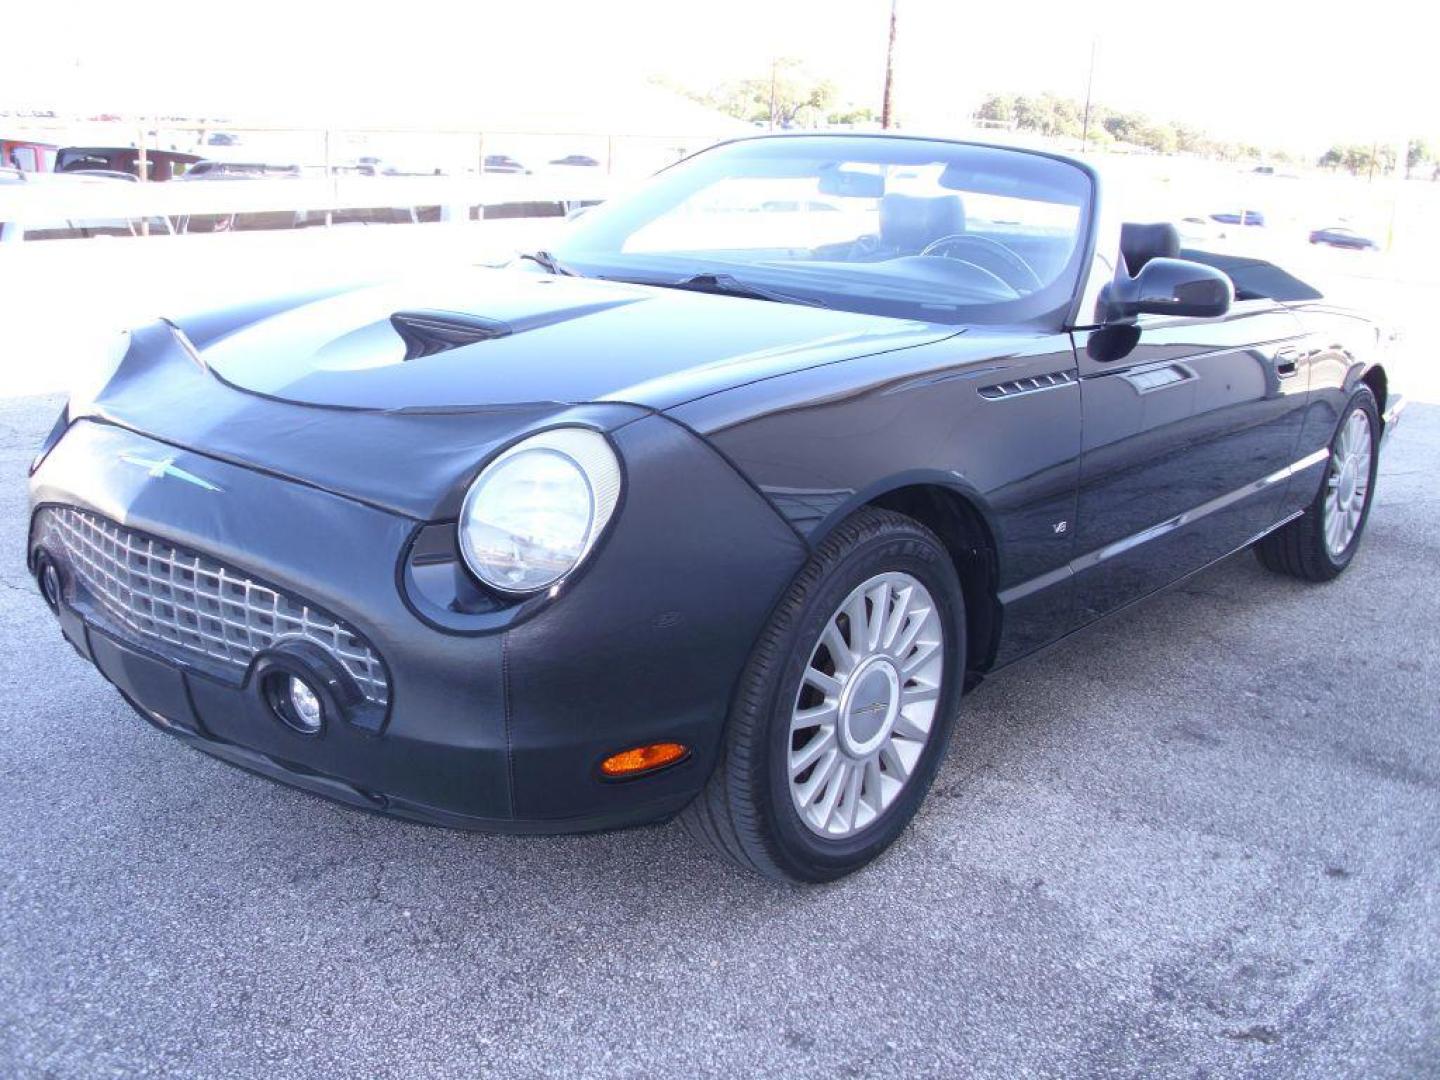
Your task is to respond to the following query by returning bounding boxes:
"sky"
[2,0,1430,151]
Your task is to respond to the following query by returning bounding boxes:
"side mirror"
[1105,257,1233,321]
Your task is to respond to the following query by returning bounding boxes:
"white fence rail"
[0,172,619,241]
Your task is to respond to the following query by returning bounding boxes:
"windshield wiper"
[516,249,580,276]
[646,272,829,308]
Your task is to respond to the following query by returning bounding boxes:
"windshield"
[553,136,1094,326]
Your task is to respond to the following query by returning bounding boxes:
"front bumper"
[1381,393,1407,448]
[29,414,807,833]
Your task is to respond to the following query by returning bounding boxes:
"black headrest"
[881,194,965,252]
[1120,222,1181,276]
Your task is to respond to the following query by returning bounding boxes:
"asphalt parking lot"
[1,392,1436,1079]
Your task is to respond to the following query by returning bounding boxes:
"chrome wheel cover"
[788,571,945,838]
[1324,408,1374,558]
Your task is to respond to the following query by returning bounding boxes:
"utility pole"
[137,120,150,237]
[1080,39,1097,153]
[881,0,898,129]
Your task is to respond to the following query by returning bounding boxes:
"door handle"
[1273,348,1300,377]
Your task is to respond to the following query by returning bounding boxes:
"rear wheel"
[1256,386,1379,581]
[681,507,964,882]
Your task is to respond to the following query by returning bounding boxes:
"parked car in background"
[28,135,1403,882]
[482,154,531,174]
[1309,225,1379,250]
[58,169,139,183]
[2,137,58,172]
[549,154,601,167]
[55,147,201,181]
[1211,209,1266,226]
[181,160,303,179]
[1176,215,1228,245]
[173,162,307,233]
[0,168,174,241]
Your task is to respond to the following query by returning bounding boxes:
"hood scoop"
[390,309,512,361]
[182,270,952,411]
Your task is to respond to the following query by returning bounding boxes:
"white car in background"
[1176,214,1229,246]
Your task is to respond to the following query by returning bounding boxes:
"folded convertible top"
[1180,249,1324,303]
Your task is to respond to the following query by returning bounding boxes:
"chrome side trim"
[997,564,1071,605]
[998,448,1331,605]
[1289,447,1331,474]
[1256,508,1305,538]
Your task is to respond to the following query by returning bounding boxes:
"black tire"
[680,507,965,883]
[1255,386,1379,582]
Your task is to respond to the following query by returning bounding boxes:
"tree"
[1343,145,1378,176]
[1046,94,1082,138]
[976,93,1016,125]
[1407,138,1431,178]
[1101,110,1148,146]
[707,59,835,128]
[828,105,877,126]
[1174,124,1207,155]
[1010,94,1047,133]
[657,62,835,129]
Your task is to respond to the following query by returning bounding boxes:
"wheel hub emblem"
[1337,459,1357,507]
[838,657,900,755]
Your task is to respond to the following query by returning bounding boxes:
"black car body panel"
[668,328,1084,664]
[32,412,807,831]
[28,135,1401,833]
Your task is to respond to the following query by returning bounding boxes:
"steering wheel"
[919,234,1043,292]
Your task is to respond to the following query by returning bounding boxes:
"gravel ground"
[0,392,1436,1079]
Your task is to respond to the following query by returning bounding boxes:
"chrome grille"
[40,507,389,705]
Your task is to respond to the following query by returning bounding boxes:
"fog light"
[287,677,323,733]
[264,670,325,734]
[38,560,62,611]
[600,742,688,778]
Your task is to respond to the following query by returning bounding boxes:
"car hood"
[174,268,955,412]
[82,270,955,520]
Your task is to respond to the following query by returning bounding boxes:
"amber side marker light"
[600,742,689,778]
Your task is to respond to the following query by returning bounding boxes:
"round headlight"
[459,427,622,595]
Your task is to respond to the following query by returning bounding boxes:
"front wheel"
[1256,386,1379,581]
[681,508,965,882]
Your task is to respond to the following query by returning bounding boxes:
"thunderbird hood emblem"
[119,453,223,493]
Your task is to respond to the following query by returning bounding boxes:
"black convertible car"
[29,136,1405,882]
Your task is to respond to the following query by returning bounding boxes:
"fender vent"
[390,309,512,361]
[978,370,1077,400]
